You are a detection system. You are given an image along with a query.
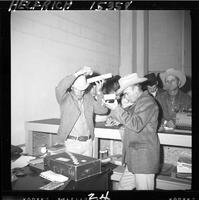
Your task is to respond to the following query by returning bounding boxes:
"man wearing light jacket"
[55,66,108,157]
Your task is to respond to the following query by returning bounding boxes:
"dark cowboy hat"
[144,73,158,86]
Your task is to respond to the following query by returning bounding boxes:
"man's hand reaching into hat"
[74,66,93,77]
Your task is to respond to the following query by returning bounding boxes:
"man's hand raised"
[74,66,93,77]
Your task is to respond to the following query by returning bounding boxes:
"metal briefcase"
[44,152,101,181]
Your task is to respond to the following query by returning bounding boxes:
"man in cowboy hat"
[143,73,164,98]
[55,66,108,157]
[103,73,160,190]
[156,68,191,128]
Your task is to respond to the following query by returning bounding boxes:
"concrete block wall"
[11,11,120,145]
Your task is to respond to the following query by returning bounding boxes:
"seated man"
[156,68,191,128]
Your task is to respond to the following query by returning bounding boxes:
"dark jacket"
[55,74,108,143]
[154,88,165,98]
[156,90,191,122]
[111,91,160,174]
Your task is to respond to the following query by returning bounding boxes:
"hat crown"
[144,73,157,86]
[144,73,156,81]
[166,68,181,75]
[160,68,186,88]
[73,75,88,90]
[117,73,147,94]
[119,73,139,84]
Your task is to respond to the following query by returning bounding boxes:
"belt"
[67,135,91,141]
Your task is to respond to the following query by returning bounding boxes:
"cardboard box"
[44,152,101,181]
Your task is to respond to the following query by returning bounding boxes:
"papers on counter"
[40,170,69,182]
[11,155,36,169]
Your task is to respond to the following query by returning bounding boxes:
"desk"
[25,118,191,157]
[12,163,117,190]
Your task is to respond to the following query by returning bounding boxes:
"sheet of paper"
[40,170,69,182]
[11,155,35,169]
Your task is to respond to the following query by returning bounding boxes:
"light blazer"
[111,91,160,174]
[55,74,108,143]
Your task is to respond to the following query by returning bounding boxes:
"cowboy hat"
[160,68,186,88]
[116,73,147,94]
[73,75,89,91]
[144,73,158,86]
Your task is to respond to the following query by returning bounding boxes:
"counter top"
[25,118,191,148]
[27,118,191,135]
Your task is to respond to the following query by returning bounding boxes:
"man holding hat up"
[156,68,191,128]
[103,73,160,190]
[55,66,108,157]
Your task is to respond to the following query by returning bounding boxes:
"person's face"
[72,87,85,100]
[121,95,132,108]
[90,85,97,96]
[123,85,139,103]
[164,75,179,91]
[147,83,158,94]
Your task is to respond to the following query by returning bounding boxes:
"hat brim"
[160,70,186,88]
[116,77,147,94]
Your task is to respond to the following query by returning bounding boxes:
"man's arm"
[93,93,109,115]
[55,74,76,104]
[183,93,192,110]
[111,98,158,133]
[55,66,93,104]
[92,80,108,115]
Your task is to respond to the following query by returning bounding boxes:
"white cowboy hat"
[116,73,147,94]
[73,75,89,91]
[160,68,186,88]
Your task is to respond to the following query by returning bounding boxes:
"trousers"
[118,166,155,190]
[64,138,93,157]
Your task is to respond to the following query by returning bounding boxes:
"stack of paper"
[40,170,69,182]
[177,153,192,174]
[110,154,122,166]
[11,155,35,169]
